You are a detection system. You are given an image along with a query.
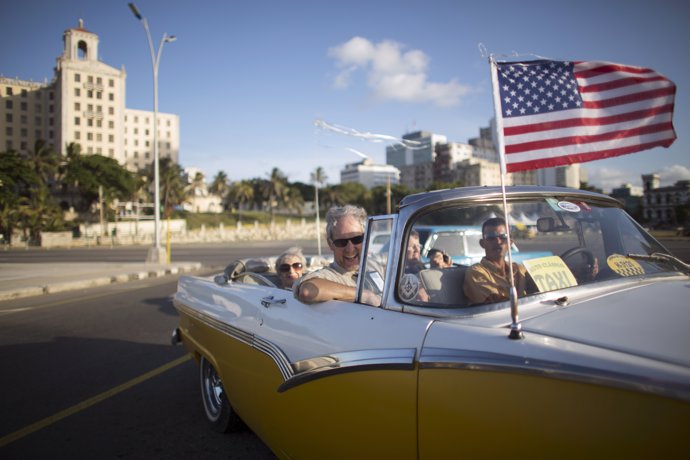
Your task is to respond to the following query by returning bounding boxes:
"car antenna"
[487,50,523,340]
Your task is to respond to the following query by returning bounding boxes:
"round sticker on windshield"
[399,273,421,302]
[607,254,645,277]
[557,201,581,212]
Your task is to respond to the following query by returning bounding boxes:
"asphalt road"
[0,240,322,269]
[0,259,284,458]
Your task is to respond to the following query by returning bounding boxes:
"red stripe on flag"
[581,75,669,93]
[582,86,676,109]
[505,122,674,154]
[575,63,655,79]
[505,138,676,173]
[503,104,674,136]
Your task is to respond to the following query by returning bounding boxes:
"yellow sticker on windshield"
[607,254,645,277]
[523,256,578,292]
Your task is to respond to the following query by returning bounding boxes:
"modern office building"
[0,19,179,171]
[386,131,447,169]
[340,158,400,189]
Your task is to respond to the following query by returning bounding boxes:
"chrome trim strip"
[420,348,690,402]
[175,301,417,389]
[174,301,294,381]
[278,348,417,393]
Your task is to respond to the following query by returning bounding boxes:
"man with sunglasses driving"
[295,205,376,304]
[463,217,528,305]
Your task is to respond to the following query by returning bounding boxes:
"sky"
[2,0,689,192]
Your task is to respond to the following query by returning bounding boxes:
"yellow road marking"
[0,354,192,447]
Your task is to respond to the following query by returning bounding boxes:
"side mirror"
[537,217,555,233]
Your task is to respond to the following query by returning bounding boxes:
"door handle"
[261,295,287,308]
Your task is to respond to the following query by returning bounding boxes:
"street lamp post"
[129,3,176,264]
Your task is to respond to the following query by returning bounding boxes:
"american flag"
[493,60,676,172]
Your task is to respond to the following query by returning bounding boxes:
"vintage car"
[172,186,690,459]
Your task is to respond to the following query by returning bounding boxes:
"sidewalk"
[0,262,204,302]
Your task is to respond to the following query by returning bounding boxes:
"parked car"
[415,224,550,266]
[172,186,690,459]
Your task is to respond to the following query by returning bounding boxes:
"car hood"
[521,276,690,368]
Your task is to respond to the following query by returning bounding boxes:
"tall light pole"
[129,3,176,264]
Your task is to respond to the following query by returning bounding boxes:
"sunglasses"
[483,231,509,241]
[278,262,303,273]
[331,234,364,248]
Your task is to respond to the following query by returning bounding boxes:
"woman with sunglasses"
[275,247,306,289]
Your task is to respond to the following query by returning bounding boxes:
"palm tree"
[263,167,287,224]
[209,171,230,208]
[283,186,304,214]
[310,167,328,256]
[25,140,59,187]
[158,158,187,217]
[228,180,254,223]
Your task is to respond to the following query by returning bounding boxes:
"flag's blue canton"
[497,61,582,118]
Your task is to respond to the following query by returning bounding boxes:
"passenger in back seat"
[275,247,306,290]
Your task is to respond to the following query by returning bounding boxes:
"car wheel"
[200,356,244,433]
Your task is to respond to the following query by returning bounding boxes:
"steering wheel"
[560,247,595,266]
[560,247,598,282]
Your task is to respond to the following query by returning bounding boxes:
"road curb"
[0,262,203,302]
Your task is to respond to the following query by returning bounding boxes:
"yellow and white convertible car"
[173,186,690,459]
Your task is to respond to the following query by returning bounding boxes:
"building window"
[108,107,114,115]
[75,102,81,111]
[20,115,27,124]
[88,76,93,83]
[87,104,93,112]
[21,89,27,98]
[134,128,138,134]
[49,92,54,100]
[87,90,93,98]
[6,140,13,150]
[75,88,81,97]
[34,104,41,112]
[108,135,114,142]
[108,149,114,157]
[75,73,81,82]
[97,77,102,85]
[75,131,81,140]
[96,147,102,154]
[108,121,114,129]
[35,130,41,139]
[5,114,12,123]
[109,79,114,87]
[145,152,150,159]
[5,100,12,109]
[96,120,102,128]
[96,133,102,142]
[134,116,139,123]
[49,105,53,113]
[108,93,114,101]
[20,128,27,137]
[75,117,80,125]
[49,130,53,139]
[96,92,102,100]
[87,119,93,127]
[49,117,53,126]
[20,141,27,150]
[5,127,12,135]
[5,87,13,96]
[20,102,27,111]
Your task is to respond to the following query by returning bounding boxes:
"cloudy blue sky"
[2,0,688,191]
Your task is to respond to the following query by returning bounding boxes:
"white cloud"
[586,164,690,193]
[328,36,472,107]
[586,167,632,192]
[656,164,690,185]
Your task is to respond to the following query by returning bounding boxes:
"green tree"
[25,140,59,186]
[209,170,230,208]
[159,158,187,216]
[228,180,255,223]
[263,167,288,223]
[0,151,41,243]
[332,182,369,209]
[63,148,138,214]
[283,186,305,214]
[369,183,413,215]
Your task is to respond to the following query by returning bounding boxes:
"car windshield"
[399,195,675,308]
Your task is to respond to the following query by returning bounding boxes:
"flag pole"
[489,55,523,340]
